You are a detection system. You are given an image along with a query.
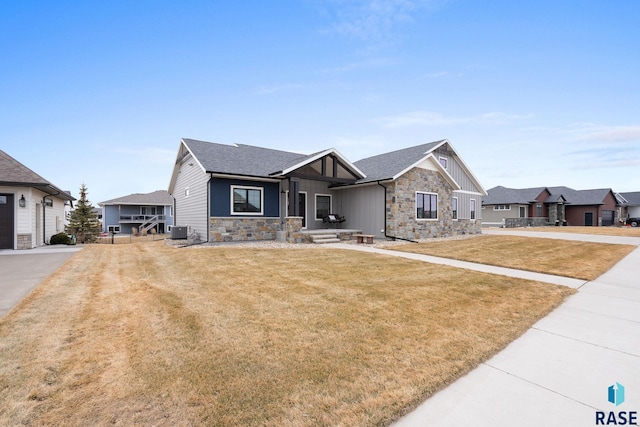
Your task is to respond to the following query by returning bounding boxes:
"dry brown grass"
[392,235,635,280]
[492,226,640,237]
[0,242,574,426]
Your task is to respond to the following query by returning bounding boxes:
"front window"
[470,199,476,220]
[232,186,263,215]
[315,194,331,220]
[452,197,458,220]
[417,192,438,220]
[439,157,448,169]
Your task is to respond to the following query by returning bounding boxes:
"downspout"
[377,181,418,243]
[42,197,46,245]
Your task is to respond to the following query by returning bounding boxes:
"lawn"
[491,226,640,237]
[0,242,574,426]
[390,235,636,280]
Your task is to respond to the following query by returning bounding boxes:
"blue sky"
[2,0,639,203]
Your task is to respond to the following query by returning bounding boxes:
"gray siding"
[481,204,528,224]
[434,147,483,193]
[452,192,481,220]
[334,184,385,237]
[172,153,210,240]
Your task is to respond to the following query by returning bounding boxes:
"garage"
[0,194,14,249]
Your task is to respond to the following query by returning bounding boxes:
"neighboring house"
[168,138,486,243]
[0,150,75,249]
[617,191,640,221]
[482,186,619,227]
[99,190,174,234]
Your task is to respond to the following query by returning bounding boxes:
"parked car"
[627,217,640,227]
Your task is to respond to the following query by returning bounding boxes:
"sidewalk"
[330,231,640,426]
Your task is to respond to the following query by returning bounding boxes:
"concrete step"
[312,237,341,244]
[311,234,340,244]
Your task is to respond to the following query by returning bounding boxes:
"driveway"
[0,246,82,319]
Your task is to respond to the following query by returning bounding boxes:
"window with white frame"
[452,197,458,220]
[470,199,476,220]
[231,185,263,215]
[439,157,448,169]
[185,187,190,198]
[315,194,331,220]
[108,225,120,233]
[416,192,438,220]
[493,205,511,211]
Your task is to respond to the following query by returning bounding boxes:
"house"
[617,191,640,222]
[168,138,486,243]
[482,186,619,227]
[0,150,75,249]
[99,190,174,234]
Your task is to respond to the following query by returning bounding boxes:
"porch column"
[287,178,300,217]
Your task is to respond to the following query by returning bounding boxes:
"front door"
[0,194,15,249]
[585,212,594,226]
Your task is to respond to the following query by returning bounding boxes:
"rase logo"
[596,382,637,425]
[610,383,626,407]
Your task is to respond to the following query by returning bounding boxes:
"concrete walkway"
[0,245,83,319]
[330,231,640,426]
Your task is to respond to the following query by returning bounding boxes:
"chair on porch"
[322,214,346,224]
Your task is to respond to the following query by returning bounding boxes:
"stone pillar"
[285,217,303,243]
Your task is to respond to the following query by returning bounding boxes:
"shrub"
[50,232,72,245]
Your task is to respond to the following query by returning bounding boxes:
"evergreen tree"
[66,183,101,243]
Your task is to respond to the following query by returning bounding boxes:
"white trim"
[396,153,461,191]
[209,173,281,183]
[493,205,511,211]
[231,185,264,216]
[452,196,458,221]
[314,193,332,221]
[453,189,485,196]
[439,156,448,169]
[278,148,366,179]
[416,191,438,221]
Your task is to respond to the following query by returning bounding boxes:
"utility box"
[171,226,188,240]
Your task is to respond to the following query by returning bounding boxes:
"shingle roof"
[0,150,75,200]
[183,139,313,178]
[353,140,445,183]
[547,187,613,206]
[619,191,640,206]
[482,186,547,205]
[484,185,615,206]
[100,190,174,206]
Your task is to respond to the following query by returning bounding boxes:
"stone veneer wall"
[209,217,281,242]
[385,168,482,240]
[285,217,304,243]
[17,233,32,250]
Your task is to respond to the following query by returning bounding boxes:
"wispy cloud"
[320,0,444,41]
[378,110,533,128]
[571,125,640,143]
